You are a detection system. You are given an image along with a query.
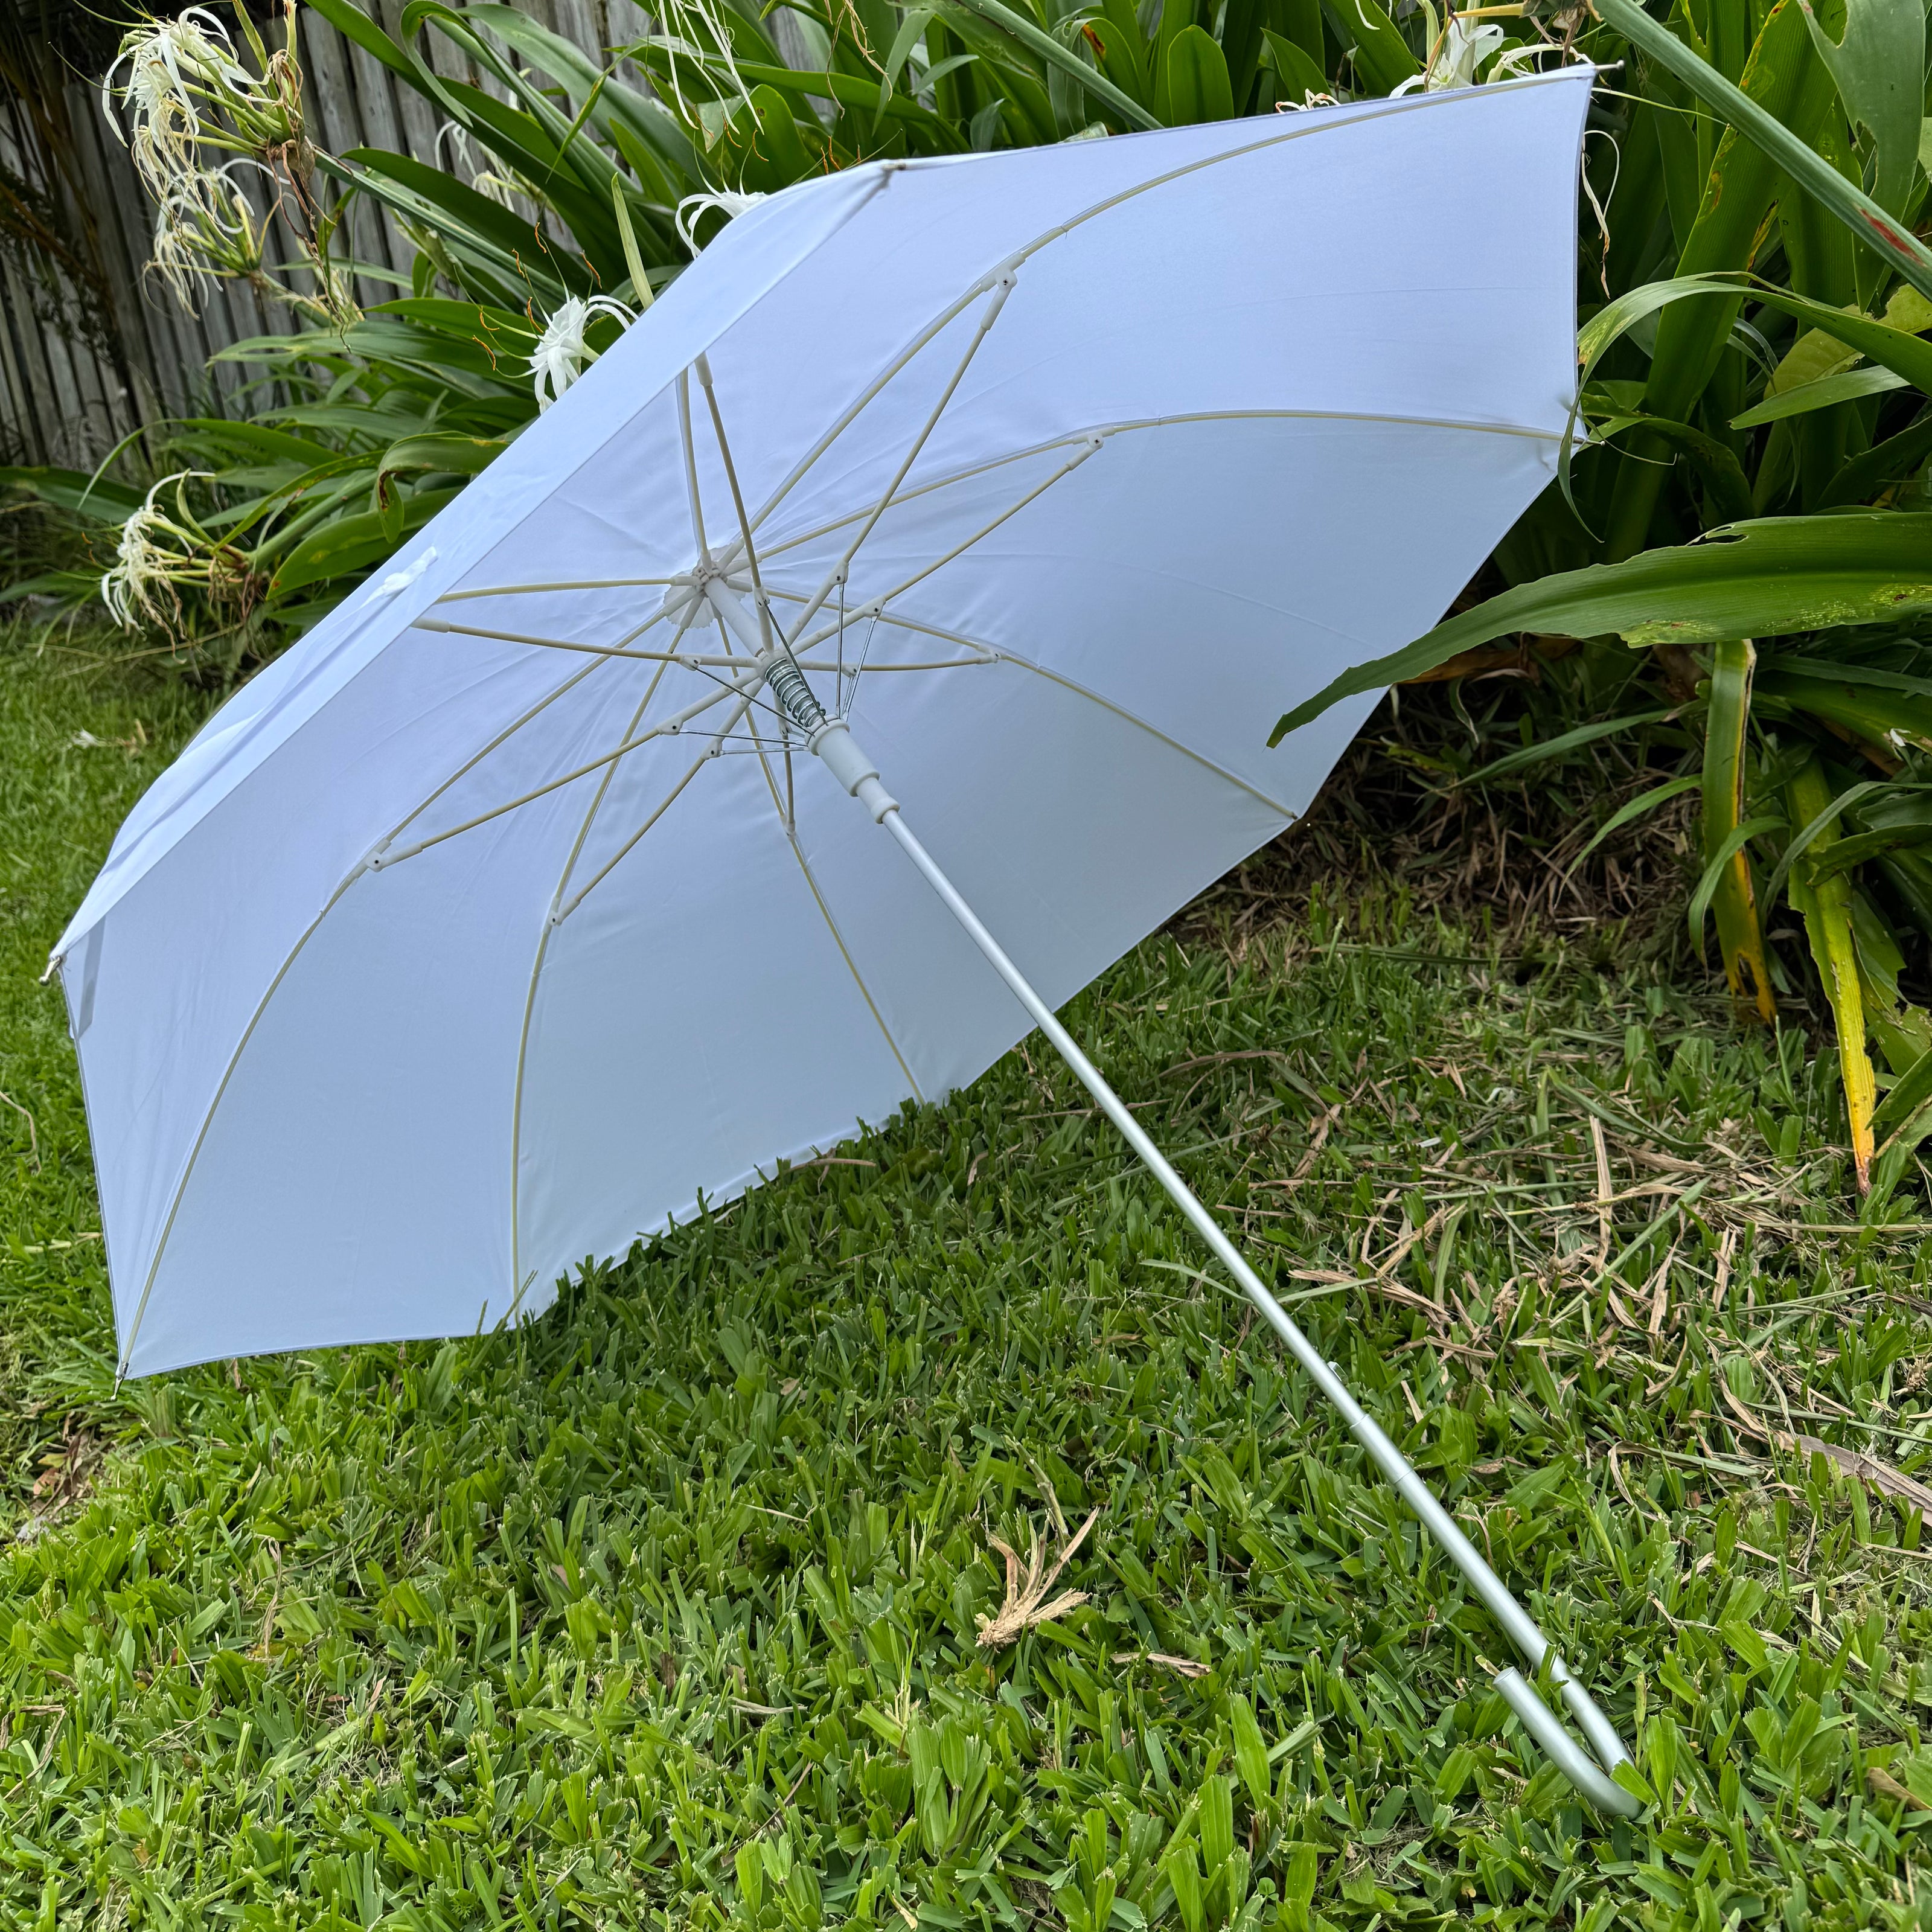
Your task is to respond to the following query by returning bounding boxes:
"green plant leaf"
[1797,0,1925,217]
[1163,27,1234,123]
[1764,774,1892,915]
[1259,28,1332,107]
[1198,1773,1234,1873]
[880,5,939,101]
[1323,0,1418,94]
[1090,0,1154,107]
[1731,364,1907,427]
[328,150,578,300]
[944,0,1160,128]
[1593,0,1932,304]
[270,488,464,598]
[1270,515,1932,742]
[1229,1696,1270,1808]
[1566,776,1703,878]
[303,0,421,82]
[1688,814,1785,942]
[1588,411,1757,523]
[1597,0,1841,561]
[1582,274,1932,404]
[1766,656,1932,700]
[1704,637,1776,1017]
[728,62,973,145]
[1465,708,1679,782]
[1807,820,1932,881]
[1818,411,1932,508]
[0,465,144,522]
[1872,1040,1932,1138]
[1784,753,1879,1186]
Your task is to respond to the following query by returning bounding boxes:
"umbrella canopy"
[61,71,1590,1377]
[55,66,1644,1817]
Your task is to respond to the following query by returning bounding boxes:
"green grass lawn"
[2,628,1930,1931]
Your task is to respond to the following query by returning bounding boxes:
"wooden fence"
[0,0,680,472]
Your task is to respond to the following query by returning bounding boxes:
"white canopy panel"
[57,73,1591,1375]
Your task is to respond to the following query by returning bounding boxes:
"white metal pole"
[804,711,1639,1817]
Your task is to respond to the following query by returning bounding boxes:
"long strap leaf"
[1761,776,1891,909]
[1463,706,1678,782]
[1565,776,1701,880]
[943,0,1162,128]
[1269,514,1932,743]
[1591,0,1932,305]
[1687,815,1784,942]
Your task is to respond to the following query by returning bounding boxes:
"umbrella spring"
[766,650,827,734]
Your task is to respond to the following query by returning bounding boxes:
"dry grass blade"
[1716,1380,1932,1513]
[1591,1116,1613,1265]
[975,1508,1098,1649]
[1112,1649,1212,1678]
[1869,1767,1932,1812]
[15,1417,103,1544]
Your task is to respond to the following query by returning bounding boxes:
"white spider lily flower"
[648,0,755,132]
[1486,42,1549,80]
[100,472,215,634]
[102,8,267,199]
[528,295,636,412]
[435,124,524,210]
[675,188,768,255]
[1393,11,1508,92]
[148,159,269,309]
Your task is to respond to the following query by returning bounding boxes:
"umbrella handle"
[810,722,1642,1818]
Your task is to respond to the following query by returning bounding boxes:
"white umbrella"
[55,69,1636,1810]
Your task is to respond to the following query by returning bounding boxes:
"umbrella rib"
[371,674,756,874]
[705,569,799,834]
[993,88,1518,286]
[436,577,681,602]
[415,618,740,667]
[688,365,813,816]
[509,604,703,1296]
[416,611,803,738]
[749,405,1552,606]
[756,441,1069,563]
[754,591,999,676]
[741,78,1570,542]
[792,657,991,674]
[112,870,366,1378]
[784,831,925,1102]
[781,273,1017,649]
[796,601,1297,818]
[769,403,1552,550]
[679,368,712,564]
[695,354,776,654]
[554,687,763,924]
[109,642,667,1374]
[708,575,918,1093]
[990,648,1299,820]
[785,440,1103,659]
[421,611,991,678]
[745,283,1009,542]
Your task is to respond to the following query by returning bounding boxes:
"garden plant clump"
[2,635,1932,1924]
[6,0,1932,1198]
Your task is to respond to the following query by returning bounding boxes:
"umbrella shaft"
[871,796,1639,1816]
